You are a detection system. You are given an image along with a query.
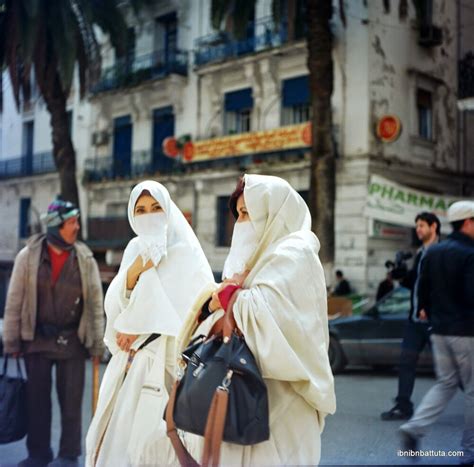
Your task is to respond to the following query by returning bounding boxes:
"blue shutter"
[282,75,310,107]
[113,115,132,177]
[19,198,31,238]
[224,88,253,111]
[152,106,176,172]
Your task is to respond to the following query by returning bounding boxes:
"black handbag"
[165,309,269,467]
[0,356,28,444]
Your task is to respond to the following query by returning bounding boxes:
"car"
[328,287,432,373]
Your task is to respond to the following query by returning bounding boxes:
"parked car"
[328,287,432,373]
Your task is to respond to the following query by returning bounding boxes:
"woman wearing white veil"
[177,174,336,466]
[86,181,213,467]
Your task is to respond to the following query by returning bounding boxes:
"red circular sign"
[162,137,179,158]
[376,115,401,142]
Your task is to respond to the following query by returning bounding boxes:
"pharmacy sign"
[365,175,462,233]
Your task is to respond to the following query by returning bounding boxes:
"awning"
[224,88,253,111]
[282,75,309,107]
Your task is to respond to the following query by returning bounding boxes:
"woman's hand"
[209,291,222,312]
[116,332,138,352]
[126,255,154,290]
[223,270,249,287]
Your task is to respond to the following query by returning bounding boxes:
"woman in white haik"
[86,180,213,467]
[177,174,336,466]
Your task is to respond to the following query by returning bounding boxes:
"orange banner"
[191,123,311,161]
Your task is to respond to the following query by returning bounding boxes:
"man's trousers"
[24,354,85,461]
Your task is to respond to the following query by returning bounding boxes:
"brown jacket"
[3,234,105,356]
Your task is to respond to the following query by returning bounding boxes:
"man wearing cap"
[400,200,474,465]
[3,197,105,467]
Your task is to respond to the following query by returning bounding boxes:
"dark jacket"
[397,249,423,322]
[418,231,474,336]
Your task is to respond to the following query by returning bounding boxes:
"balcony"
[194,16,292,67]
[0,152,55,180]
[87,217,133,250]
[459,52,474,99]
[92,49,188,94]
[83,150,181,182]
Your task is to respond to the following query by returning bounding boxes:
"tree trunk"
[306,0,335,266]
[42,71,80,209]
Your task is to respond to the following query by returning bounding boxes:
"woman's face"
[236,194,250,223]
[134,194,163,216]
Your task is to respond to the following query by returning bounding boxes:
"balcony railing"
[0,151,55,179]
[92,49,188,94]
[194,16,293,66]
[83,150,181,182]
[459,52,474,99]
[87,217,133,249]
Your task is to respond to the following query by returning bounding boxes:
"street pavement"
[0,361,465,466]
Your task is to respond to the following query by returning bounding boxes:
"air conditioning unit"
[92,130,110,146]
[418,25,443,47]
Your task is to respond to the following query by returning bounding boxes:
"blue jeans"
[401,334,474,463]
[395,321,431,411]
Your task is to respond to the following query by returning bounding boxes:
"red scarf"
[47,244,70,285]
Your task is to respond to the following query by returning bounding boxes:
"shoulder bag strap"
[165,380,199,467]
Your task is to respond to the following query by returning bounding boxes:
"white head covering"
[104,180,214,341]
[178,174,335,418]
[242,173,313,271]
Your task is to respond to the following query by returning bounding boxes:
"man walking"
[3,198,105,467]
[381,212,440,420]
[400,200,474,465]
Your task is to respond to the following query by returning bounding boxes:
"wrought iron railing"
[92,49,188,93]
[194,16,292,66]
[0,151,55,179]
[459,52,474,99]
[87,216,133,248]
[83,149,181,182]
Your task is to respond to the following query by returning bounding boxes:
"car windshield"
[376,287,410,315]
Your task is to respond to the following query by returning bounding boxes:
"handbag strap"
[201,386,229,467]
[166,290,242,467]
[1,356,24,379]
[165,380,200,467]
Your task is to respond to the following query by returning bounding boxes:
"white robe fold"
[177,175,336,466]
[86,181,213,467]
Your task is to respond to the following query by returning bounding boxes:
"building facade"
[0,0,472,313]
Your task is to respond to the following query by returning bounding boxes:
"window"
[155,12,178,64]
[224,88,253,134]
[417,88,433,140]
[19,198,31,239]
[116,27,135,72]
[216,196,234,247]
[281,75,311,125]
[376,287,410,315]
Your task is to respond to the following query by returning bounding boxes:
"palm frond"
[87,0,128,57]
[70,0,101,86]
[47,1,77,95]
[5,0,22,107]
[211,0,232,31]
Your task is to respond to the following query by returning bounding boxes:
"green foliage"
[211,0,260,39]
[0,0,140,108]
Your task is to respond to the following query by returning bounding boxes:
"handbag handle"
[166,290,242,467]
[2,355,24,379]
[207,289,241,341]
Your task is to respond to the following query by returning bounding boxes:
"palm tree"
[210,0,338,265]
[0,0,136,208]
